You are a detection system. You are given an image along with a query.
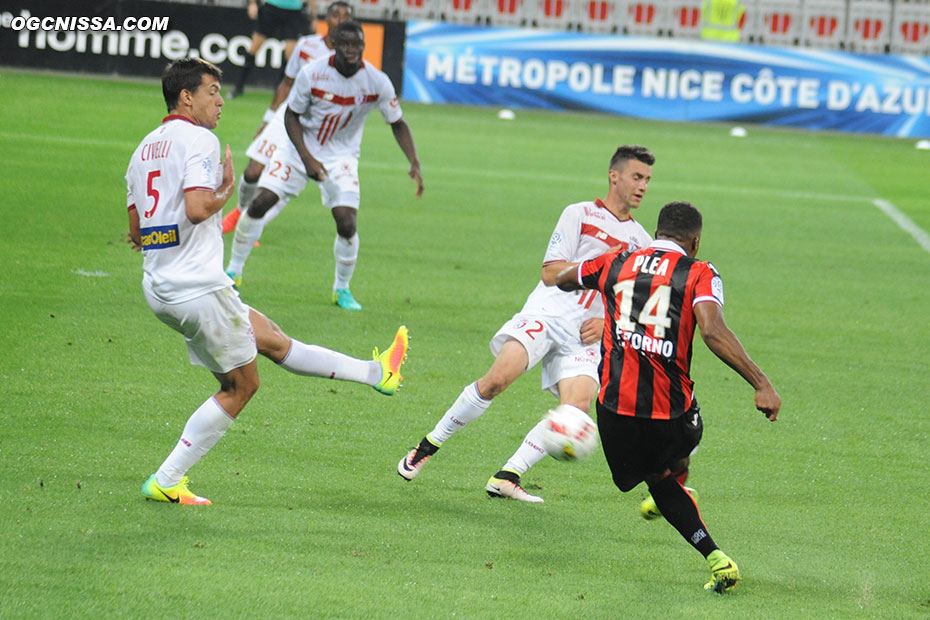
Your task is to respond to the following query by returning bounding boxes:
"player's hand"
[222,144,234,185]
[755,384,781,421]
[579,317,603,345]
[126,232,141,252]
[214,144,235,203]
[303,155,327,181]
[247,1,258,20]
[409,162,424,198]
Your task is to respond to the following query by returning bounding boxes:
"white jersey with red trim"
[287,55,403,160]
[519,199,652,326]
[125,116,228,304]
[284,34,332,80]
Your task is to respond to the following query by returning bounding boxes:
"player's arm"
[284,107,326,180]
[269,76,296,112]
[541,260,574,285]
[694,301,781,421]
[185,145,235,224]
[390,118,424,198]
[554,262,583,291]
[127,205,142,251]
[253,76,297,138]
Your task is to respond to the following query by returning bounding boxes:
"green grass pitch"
[1,67,929,618]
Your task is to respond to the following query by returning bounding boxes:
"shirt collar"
[650,239,687,255]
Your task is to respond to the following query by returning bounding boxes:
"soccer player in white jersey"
[397,146,655,503]
[222,1,353,235]
[226,20,424,311]
[126,58,409,506]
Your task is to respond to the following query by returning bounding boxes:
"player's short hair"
[161,58,222,113]
[333,19,364,40]
[327,1,353,16]
[656,201,703,239]
[609,144,655,170]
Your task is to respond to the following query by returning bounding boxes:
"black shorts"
[597,404,703,492]
[256,3,308,40]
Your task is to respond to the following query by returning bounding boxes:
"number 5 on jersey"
[144,170,161,218]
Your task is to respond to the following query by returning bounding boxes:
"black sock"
[235,53,256,93]
[418,437,440,455]
[493,470,519,483]
[648,475,717,557]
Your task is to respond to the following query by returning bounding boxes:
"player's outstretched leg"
[640,486,699,520]
[486,469,543,503]
[395,382,493,481]
[372,326,409,395]
[141,474,211,506]
[397,436,440,480]
[704,549,740,593]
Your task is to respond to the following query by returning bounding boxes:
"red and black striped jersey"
[579,240,724,420]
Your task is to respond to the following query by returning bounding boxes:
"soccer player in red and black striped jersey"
[557,200,781,592]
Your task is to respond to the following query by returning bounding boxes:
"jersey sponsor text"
[140,225,180,250]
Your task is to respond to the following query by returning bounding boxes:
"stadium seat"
[353,0,395,19]
[533,0,578,30]
[441,0,489,24]
[619,0,668,36]
[890,1,930,55]
[488,0,528,26]
[802,0,847,49]
[845,0,893,53]
[755,0,803,47]
[397,0,437,21]
[665,0,703,39]
[576,0,619,33]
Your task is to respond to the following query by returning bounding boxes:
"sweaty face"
[189,74,223,129]
[333,29,364,75]
[611,159,652,210]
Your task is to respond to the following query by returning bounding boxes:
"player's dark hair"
[609,144,655,170]
[656,201,703,240]
[327,1,353,16]
[162,58,222,112]
[333,19,364,40]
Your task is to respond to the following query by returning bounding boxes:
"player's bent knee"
[247,189,280,218]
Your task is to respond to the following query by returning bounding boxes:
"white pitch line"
[872,199,930,255]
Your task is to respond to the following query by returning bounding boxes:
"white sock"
[237,177,257,211]
[279,338,380,385]
[502,419,549,476]
[155,397,234,487]
[227,213,265,275]
[333,233,359,290]
[427,382,492,445]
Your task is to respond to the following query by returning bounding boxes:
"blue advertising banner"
[402,21,930,138]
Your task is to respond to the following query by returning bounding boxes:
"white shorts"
[258,140,360,209]
[490,313,600,397]
[145,286,257,374]
[245,118,289,167]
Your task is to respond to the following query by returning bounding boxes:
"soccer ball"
[540,404,598,461]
